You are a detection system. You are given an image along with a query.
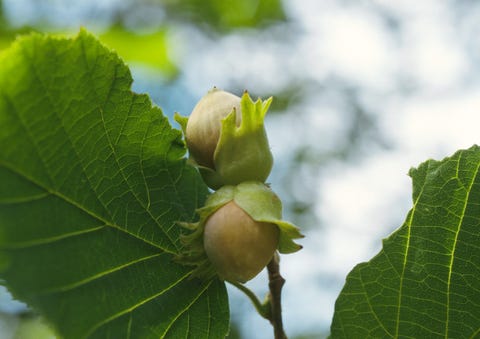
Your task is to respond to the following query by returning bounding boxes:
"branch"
[266,252,287,339]
[228,252,287,338]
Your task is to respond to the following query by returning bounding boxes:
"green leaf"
[99,26,178,79]
[330,145,480,338]
[0,30,229,338]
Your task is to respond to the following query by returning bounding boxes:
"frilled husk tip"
[175,90,274,190]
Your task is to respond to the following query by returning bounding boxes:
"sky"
[2,0,480,338]
[186,0,480,337]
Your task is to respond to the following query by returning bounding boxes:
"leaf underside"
[331,146,480,338]
[0,30,229,338]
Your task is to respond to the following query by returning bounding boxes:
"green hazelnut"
[204,201,279,283]
[175,88,274,190]
[178,182,304,282]
[185,88,241,169]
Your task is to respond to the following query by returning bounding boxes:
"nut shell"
[203,201,279,282]
[186,88,241,169]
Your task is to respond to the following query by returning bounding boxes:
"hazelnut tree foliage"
[0,30,480,339]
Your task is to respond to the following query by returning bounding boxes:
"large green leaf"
[331,146,480,338]
[0,30,229,338]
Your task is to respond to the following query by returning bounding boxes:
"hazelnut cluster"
[176,88,303,283]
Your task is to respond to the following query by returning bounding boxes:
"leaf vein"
[359,267,393,337]
[0,161,174,254]
[40,253,164,295]
[395,164,430,336]
[161,280,213,338]
[445,155,480,338]
[20,42,117,232]
[99,106,177,250]
[0,224,105,249]
[0,192,50,204]
[85,270,193,337]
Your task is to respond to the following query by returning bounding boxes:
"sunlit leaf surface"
[99,27,178,78]
[331,146,480,338]
[0,30,228,338]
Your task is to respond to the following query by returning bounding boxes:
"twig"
[228,252,287,338]
[266,252,287,339]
